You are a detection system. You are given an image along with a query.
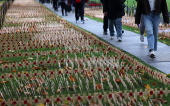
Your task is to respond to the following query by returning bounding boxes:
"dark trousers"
[103,15,108,32]
[75,3,85,21]
[59,2,67,16]
[53,1,58,11]
[39,0,45,3]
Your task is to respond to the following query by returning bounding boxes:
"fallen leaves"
[115,78,121,83]
[158,37,166,40]
[152,98,167,104]
[0,98,3,102]
[152,82,157,85]
[119,70,125,77]
[0,60,9,64]
[144,84,151,90]
[96,84,102,90]
[37,103,45,106]
[11,70,17,73]
[0,81,9,84]
[41,91,48,95]
[32,66,41,70]
[69,75,77,82]
[25,84,36,89]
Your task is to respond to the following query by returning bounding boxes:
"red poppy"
[129,92,133,96]
[150,91,153,95]
[88,96,92,100]
[46,99,50,103]
[139,92,143,96]
[67,97,71,101]
[77,96,81,101]
[24,100,28,104]
[108,94,112,98]
[34,99,38,103]
[98,95,102,99]
[56,98,60,102]
[12,101,17,105]
[159,91,164,95]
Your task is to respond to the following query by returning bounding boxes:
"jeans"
[109,18,122,38]
[143,11,160,51]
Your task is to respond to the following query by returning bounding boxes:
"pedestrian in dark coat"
[59,0,68,16]
[135,0,169,58]
[103,0,125,41]
[100,0,108,35]
[73,0,86,24]
[52,0,58,11]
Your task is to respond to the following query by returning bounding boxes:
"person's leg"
[54,1,58,11]
[55,1,58,11]
[114,18,122,41]
[152,13,160,51]
[103,15,108,34]
[75,3,79,22]
[80,3,85,23]
[60,2,64,16]
[109,19,114,39]
[63,3,67,16]
[143,14,154,51]
[139,14,145,42]
[53,1,55,9]
[143,12,157,58]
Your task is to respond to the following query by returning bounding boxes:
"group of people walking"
[52,0,70,16]
[101,0,169,59]
[49,0,169,59]
[51,0,87,23]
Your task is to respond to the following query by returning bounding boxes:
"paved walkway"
[40,2,170,74]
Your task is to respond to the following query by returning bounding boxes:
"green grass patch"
[88,0,170,11]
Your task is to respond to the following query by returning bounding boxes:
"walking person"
[52,0,58,11]
[103,0,126,41]
[59,0,68,16]
[101,0,124,35]
[135,0,169,58]
[73,0,86,24]
[100,0,108,35]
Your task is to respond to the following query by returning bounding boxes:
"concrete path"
[40,2,170,74]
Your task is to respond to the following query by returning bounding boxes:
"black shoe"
[81,20,85,24]
[149,50,156,58]
[110,36,114,40]
[118,37,122,42]
[103,31,107,35]
[122,30,124,34]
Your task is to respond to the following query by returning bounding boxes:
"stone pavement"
[40,2,170,74]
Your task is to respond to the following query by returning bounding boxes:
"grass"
[0,1,170,105]
[0,0,5,4]
[88,0,170,11]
